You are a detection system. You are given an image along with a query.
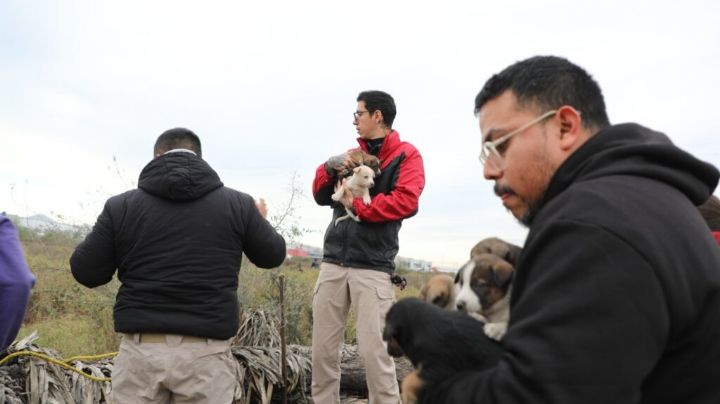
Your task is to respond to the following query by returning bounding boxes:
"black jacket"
[421,124,720,404]
[70,152,286,340]
[312,131,425,272]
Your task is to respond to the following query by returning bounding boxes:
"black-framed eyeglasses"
[353,110,369,120]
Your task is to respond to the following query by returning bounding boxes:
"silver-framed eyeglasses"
[479,109,557,170]
[353,110,369,120]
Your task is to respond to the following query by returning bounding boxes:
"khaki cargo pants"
[112,333,240,404]
[311,263,400,404]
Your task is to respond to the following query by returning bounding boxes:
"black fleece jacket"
[420,124,720,404]
[70,152,286,340]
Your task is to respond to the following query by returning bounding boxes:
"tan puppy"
[455,253,514,340]
[419,274,456,310]
[331,165,376,225]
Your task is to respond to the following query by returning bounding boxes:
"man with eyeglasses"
[311,90,425,403]
[408,56,720,404]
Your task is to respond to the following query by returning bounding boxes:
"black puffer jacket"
[71,152,286,340]
[420,124,720,404]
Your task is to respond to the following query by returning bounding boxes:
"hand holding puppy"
[333,178,355,209]
[327,150,380,177]
[326,152,357,176]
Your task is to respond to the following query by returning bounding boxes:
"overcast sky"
[1,0,718,269]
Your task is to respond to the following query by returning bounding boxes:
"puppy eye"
[471,280,488,289]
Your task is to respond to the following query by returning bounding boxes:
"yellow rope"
[0,350,117,382]
[63,352,118,363]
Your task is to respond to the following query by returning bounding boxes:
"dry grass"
[7,225,440,403]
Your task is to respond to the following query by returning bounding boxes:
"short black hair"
[474,56,610,132]
[357,90,396,129]
[154,128,202,158]
[699,195,720,231]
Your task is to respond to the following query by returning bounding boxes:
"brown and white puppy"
[384,298,503,404]
[346,150,381,177]
[418,274,456,310]
[331,164,376,225]
[454,253,514,340]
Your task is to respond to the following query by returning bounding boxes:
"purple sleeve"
[0,215,35,351]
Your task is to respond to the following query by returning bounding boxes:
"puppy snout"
[456,301,466,312]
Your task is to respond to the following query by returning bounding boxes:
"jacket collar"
[357,130,401,167]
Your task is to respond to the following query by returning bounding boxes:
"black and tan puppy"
[469,236,522,266]
[383,297,504,404]
[418,274,455,310]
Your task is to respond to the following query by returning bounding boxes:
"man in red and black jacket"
[311,90,425,403]
[698,195,720,246]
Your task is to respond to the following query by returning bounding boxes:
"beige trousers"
[112,333,240,404]
[311,263,400,404]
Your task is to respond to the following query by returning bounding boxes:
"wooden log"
[291,344,414,394]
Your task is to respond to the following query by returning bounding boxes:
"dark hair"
[357,90,396,129]
[154,128,202,158]
[474,56,610,132]
[698,195,720,231]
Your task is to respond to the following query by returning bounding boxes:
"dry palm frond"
[233,308,282,347]
[1,332,112,404]
[2,309,314,404]
[230,308,312,403]
[231,345,312,404]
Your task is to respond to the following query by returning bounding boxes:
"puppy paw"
[468,312,488,323]
[483,322,507,341]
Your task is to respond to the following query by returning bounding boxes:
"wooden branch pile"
[0,309,412,404]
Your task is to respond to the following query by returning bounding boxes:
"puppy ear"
[353,166,361,173]
[491,260,514,289]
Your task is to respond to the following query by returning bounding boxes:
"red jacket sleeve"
[312,162,336,206]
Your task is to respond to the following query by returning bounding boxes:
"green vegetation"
[16,226,435,357]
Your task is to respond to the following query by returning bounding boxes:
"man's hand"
[255,198,268,219]
[327,152,359,176]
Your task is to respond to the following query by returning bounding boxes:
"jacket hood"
[138,152,223,201]
[544,123,718,207]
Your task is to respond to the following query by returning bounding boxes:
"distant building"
[395,256,432,272]
[287,242,433,271]
[286,242,323,259]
